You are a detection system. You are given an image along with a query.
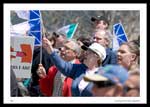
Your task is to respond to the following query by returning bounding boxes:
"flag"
[10,21,31,36]
[15,10,29,20]
[57,23,78,39]
[112,35,120,51]
[112,23,128,51]
[15,10,41,46]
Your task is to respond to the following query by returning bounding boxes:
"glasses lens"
[56,34,59,38]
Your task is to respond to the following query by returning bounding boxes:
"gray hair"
[95,29,113,48]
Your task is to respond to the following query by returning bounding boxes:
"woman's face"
[117,44,136,69]
[83,50,99,69]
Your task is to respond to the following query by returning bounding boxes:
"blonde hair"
[122,40,140,71]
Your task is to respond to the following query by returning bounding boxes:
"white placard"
[11,36,35,78]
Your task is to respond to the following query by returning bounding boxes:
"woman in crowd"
[117,40,140,73]
[117,40,140,96]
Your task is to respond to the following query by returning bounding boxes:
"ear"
[131,54,137,61]
[104,38,109,47]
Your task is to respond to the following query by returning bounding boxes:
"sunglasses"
[94,80,115,88]
[59,46,75,52]
[53,32,60,38]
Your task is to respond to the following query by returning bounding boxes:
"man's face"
[124,74,140,97]
[60,41,77,61]
[55,35,66,48]
[92,84,116,96]
[83,50,99,69]
[95,20,108,30]
[93,30,107,47]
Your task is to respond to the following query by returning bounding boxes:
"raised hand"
[36,64,46,79]
[42,37,54,54]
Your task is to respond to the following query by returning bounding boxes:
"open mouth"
[117,57,122,62]
[60,54,66,58]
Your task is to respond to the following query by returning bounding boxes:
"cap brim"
[83,74,108,82]
[81,45,89,51]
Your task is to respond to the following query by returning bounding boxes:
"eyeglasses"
[124,86,139,92]
[53,32,60,38]
[59,46,75,52]
[94,80,115,88]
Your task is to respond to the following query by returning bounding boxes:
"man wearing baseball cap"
[91,16,109,30]
[84,65,129,96]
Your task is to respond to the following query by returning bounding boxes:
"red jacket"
[39,59,80,96]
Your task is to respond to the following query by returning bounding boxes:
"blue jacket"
[102,48,118,66]
[49,51,94,96]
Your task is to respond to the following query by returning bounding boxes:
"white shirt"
[78,68,98,94]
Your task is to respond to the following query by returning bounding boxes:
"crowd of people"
[11,15,140,97]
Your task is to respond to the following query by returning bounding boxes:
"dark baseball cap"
[91,16,109,26]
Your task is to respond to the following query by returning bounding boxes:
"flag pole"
[71,23,79,39]
[39,11,43,64]
[39,11,47,64]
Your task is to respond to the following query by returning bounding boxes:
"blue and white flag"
[57,23,78,39]
[15,10,42,46]
[112,23,128,51]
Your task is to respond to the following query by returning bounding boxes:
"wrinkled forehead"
[63,41,77,51]
[118,44,131,53]
[95,30,106,36]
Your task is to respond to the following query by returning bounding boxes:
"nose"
[93,38,97,42]
[61,50,66,54]
[117,51,121,56]
[93,37,97,42]
[61,49,66,54]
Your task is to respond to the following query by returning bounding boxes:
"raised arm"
[42,37,86,79]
